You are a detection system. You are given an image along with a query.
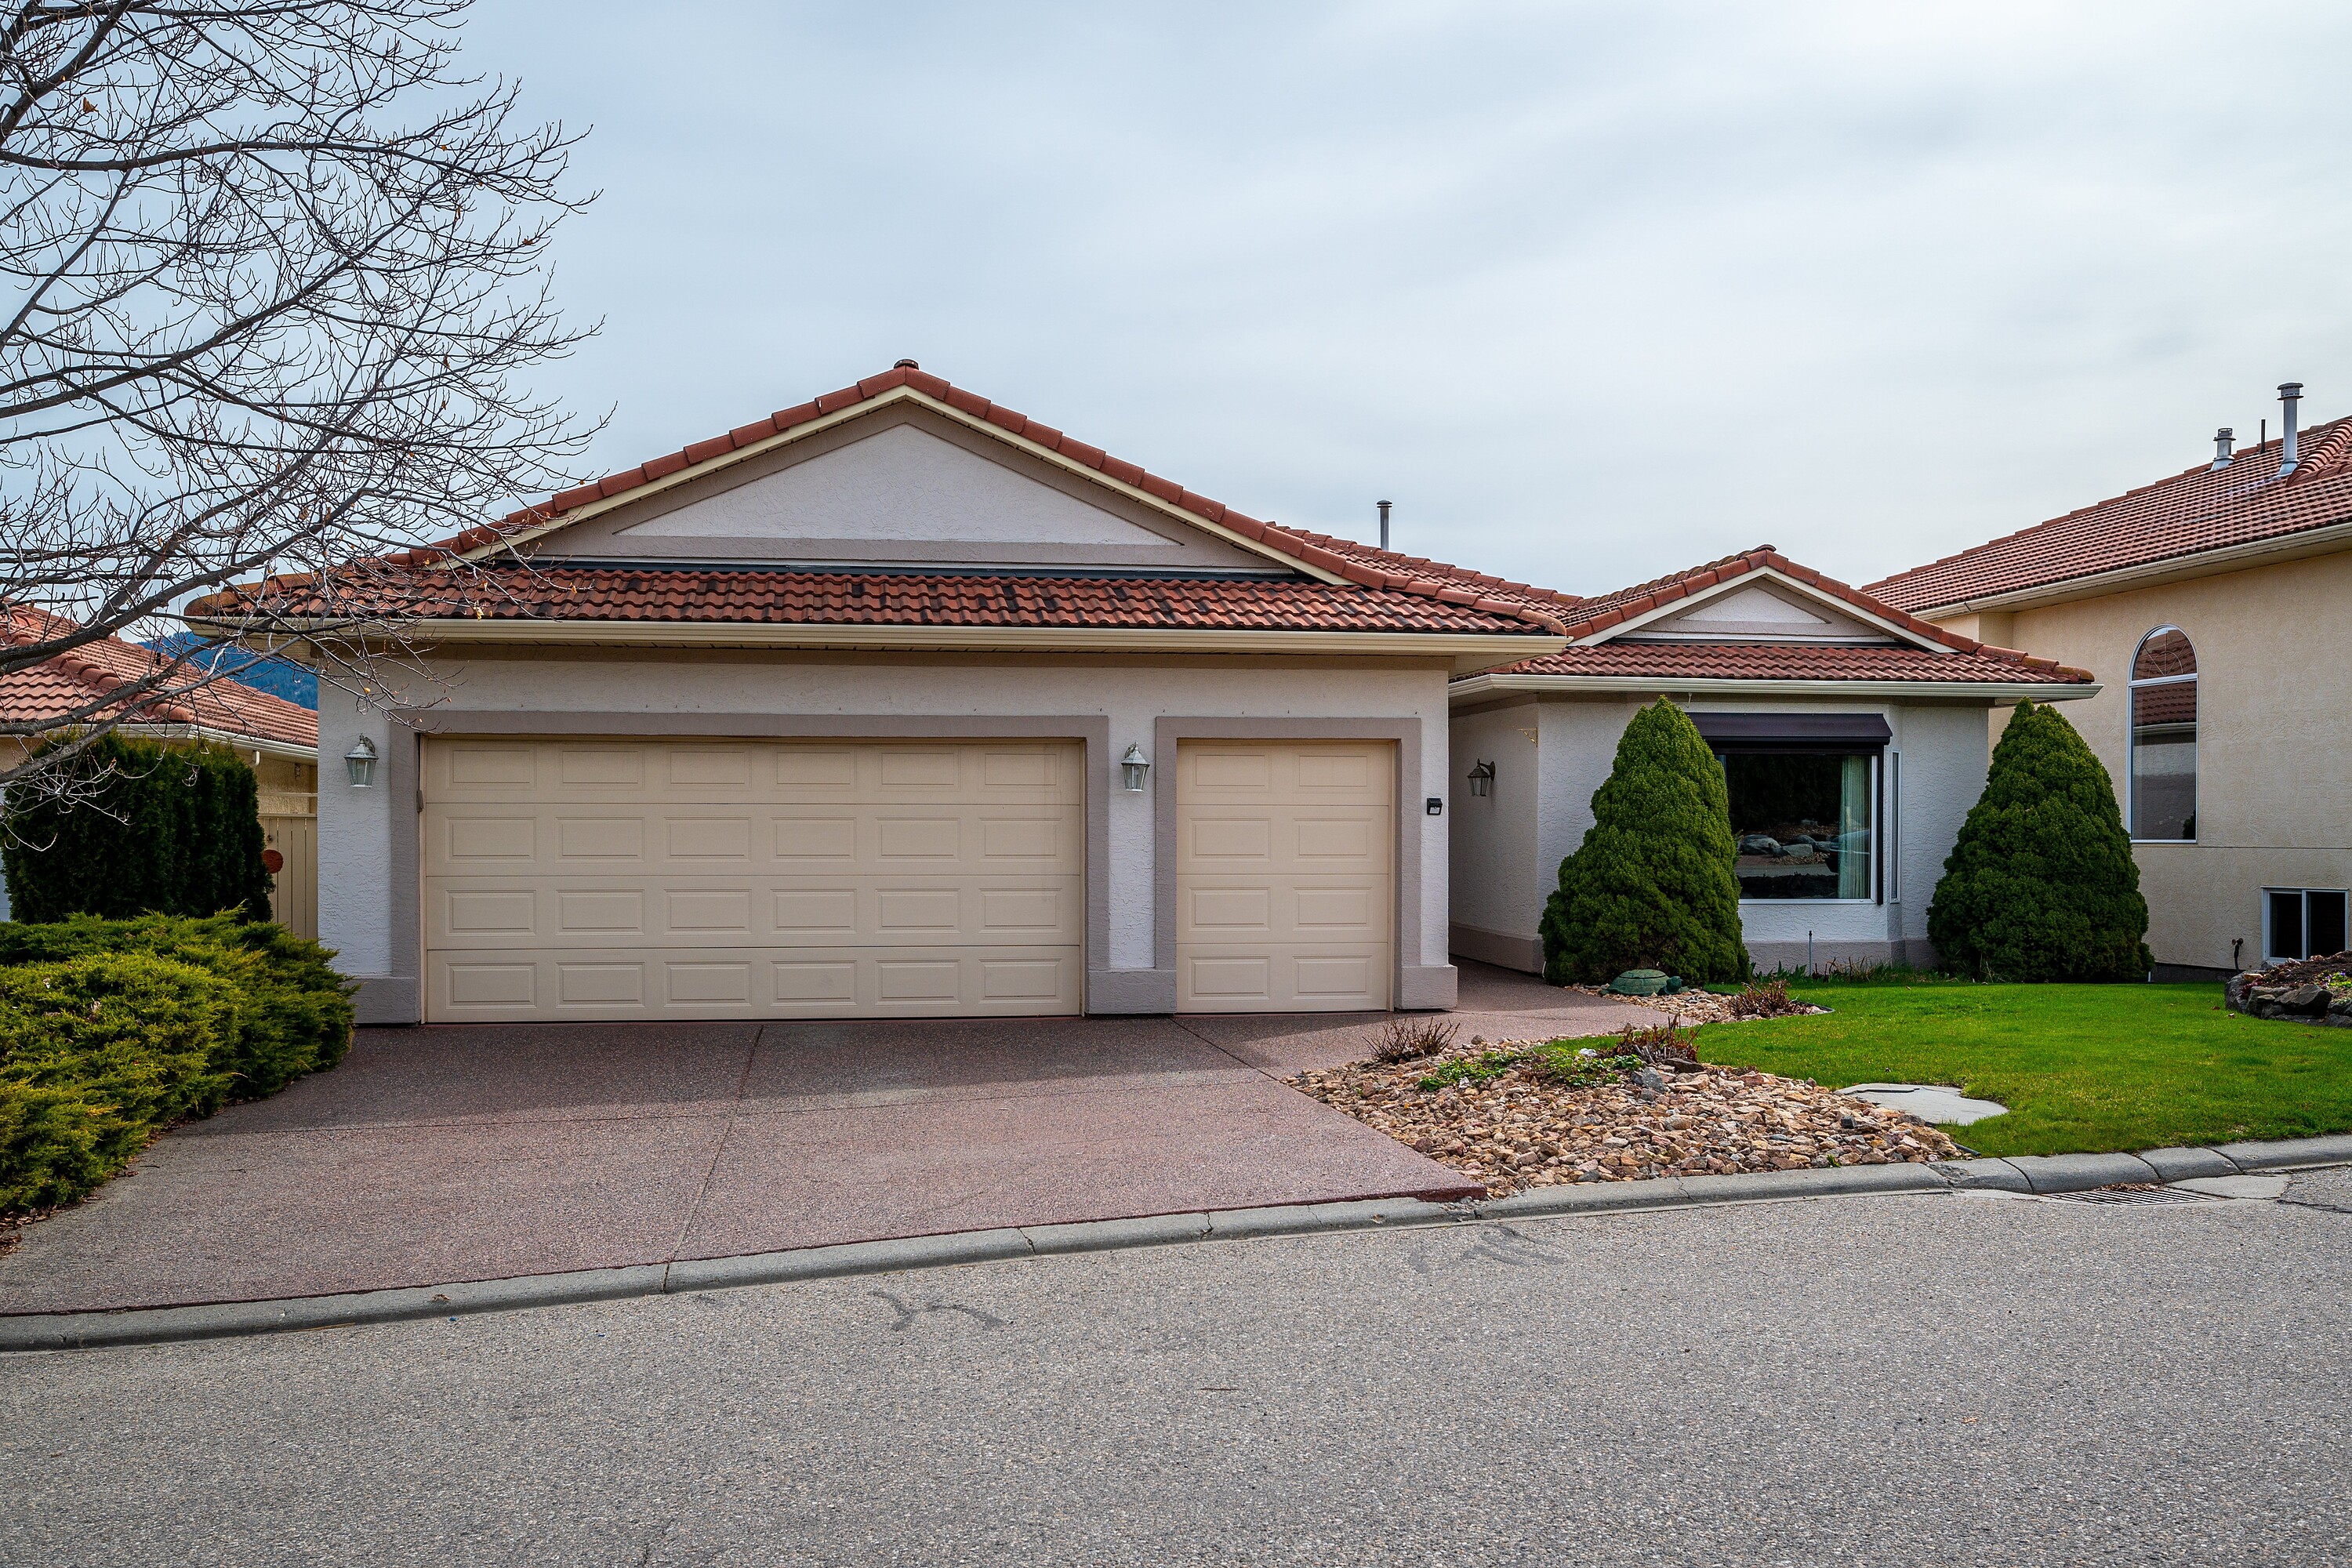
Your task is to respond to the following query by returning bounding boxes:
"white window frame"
[2126,624,2198,845]
[1723,750,1882,908]
[2262,886,2351,965]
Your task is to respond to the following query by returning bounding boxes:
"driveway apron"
[0,1014,1478,1316]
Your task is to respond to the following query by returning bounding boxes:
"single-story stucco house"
[194,363,1580,1025]
[1437,547,2099,975]
[1867,384,2352,978]
[193,363,2110,1018]
[0,605,321,935]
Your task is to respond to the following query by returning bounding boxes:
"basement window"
[2264,888,2350,964]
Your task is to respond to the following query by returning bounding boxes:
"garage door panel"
[1178,944,1392,1011]
[1175,740,1394,1014]
[423,738,1083,1021]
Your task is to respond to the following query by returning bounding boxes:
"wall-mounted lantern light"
[1120,743,1152,793]
[1467,759,1495,797]
[344,736,379,788]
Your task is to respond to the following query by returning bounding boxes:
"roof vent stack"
[2210,427,2234,470]
[1377,499,1392,552]
[2278,382,2303,478]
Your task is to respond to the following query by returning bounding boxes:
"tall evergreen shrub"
[1928,700,2152,981]
[2,735,272,922]
[1540,699,1750,985]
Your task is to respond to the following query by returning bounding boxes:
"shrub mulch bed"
[1292,1034,1962,1199]
[1559,984,1828,1025]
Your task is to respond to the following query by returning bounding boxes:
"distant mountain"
[141,632,318,710]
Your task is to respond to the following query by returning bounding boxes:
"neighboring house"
[191,363,1573,1025]
[1868,390,2352,978]
[1432,548,2098,975]
[0,607,321,935]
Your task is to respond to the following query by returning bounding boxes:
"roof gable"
[1621,581,1893,644]
[526,401,1271,573]
[1454,546,2094,688]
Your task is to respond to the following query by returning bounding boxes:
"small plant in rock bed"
[1374,1016,1459,1064]
[1614,1018,1699,1069]
[1416,1049,1523,1091]
[1728,978,1808,1018]
[1526,1044,1643,1089]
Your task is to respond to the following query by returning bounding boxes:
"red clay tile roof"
[1498,642,2092,684]
[1867,416,2352,613]
[1,607,318,750]
[309,365,1570,637]
[1479,548,2092,684]
[239,565,1552,637]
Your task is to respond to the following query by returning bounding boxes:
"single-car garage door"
[423,738,1083,1022]
[1175,739,1394,1012]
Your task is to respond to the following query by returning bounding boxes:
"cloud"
[472,0,2352,592]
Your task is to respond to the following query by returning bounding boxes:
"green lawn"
[1691,978,2352,1157]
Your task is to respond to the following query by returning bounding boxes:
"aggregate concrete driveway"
[0,962,1650,1316]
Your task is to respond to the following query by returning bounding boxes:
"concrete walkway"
[0,963,1643,1316]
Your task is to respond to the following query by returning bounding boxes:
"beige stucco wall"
[1446,700,1543,967]
[1449,692,1996,975]
[1927,547,2352,971]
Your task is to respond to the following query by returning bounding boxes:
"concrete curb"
[8,1134,2347,1354]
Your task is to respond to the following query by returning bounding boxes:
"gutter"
[183,615,1569,679]
[111,722,317,763]
[1447,672,2101,706]
[1892,517,2352,618]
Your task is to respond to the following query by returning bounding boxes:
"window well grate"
[2045,1182,2222,1205]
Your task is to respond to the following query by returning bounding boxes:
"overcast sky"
[468,0,2352,595]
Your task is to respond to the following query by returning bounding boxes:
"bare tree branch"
[0,0,598,801]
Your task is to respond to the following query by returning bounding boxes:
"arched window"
[2128,627,2196,841]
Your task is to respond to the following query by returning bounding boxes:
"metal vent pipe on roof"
[2278,382,2303,477]
[1377,499,1392,551]
[2211,427,2234,470]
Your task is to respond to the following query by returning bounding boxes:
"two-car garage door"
[421,735,1398,1022]
[423,738,1085,1022]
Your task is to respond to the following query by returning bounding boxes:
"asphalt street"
[5,1170,2350,1566]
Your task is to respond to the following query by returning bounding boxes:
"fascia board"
[1448,672,2101,706]
[260,617,1567,677]
[466,386,1351,585]
[1584,567,1945,650]
[1900,518,2352,616]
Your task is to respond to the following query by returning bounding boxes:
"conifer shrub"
[1928,700,2153,982]
[1540,699,1751,985]
[0,916,354,1214]
[0,913,354,1094]
[0,953,236,1212]
[1,734,272,923]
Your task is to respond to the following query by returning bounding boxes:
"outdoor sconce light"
[343,736,378,789]
[1119,743,1152,793]
[1467,759,1495,797]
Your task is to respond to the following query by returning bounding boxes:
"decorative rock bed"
[1290,1036,1963,1199]
[2225,952,2352,1027]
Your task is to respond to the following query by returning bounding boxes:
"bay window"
[1691,713,1886,904]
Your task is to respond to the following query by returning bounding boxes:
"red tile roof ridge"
[209,366,1577,639]
[1866,413,2352,612]
[1535,546,2088,681]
